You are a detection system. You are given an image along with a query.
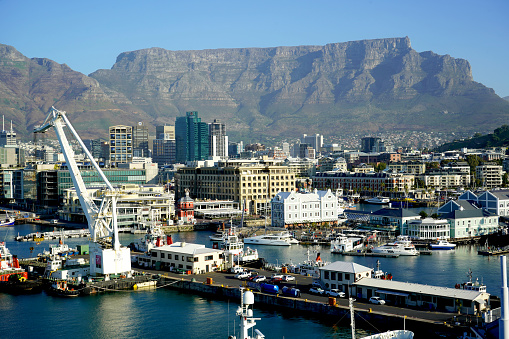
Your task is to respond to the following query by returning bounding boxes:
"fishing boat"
[212,226,260,266]
[0,242,27,282]
[365,196,390,204]
[130,224,173,253]
[429,237,456,250]
[0,211,15,226]
[243,233,292,246]
[227,287,265,339]
[372,236,419,256]
[45,280,80,297]
[295,248,329,278]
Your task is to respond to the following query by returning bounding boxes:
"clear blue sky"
[1,0,508,97]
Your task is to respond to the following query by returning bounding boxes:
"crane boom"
[34,107,130,275]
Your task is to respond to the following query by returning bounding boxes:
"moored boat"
[372,236,419,256]
[429,237,456,250]
[365,196,390,204]
[212,226,260,266]
[0,211,15,227]
[45,280,80,297]
[243,233,291,246]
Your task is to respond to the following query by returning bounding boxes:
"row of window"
[323,271,351,281]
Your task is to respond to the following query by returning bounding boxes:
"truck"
[281,286,301,298]
[260,283,279,295]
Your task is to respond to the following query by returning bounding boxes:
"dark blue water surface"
[0,206,506,339]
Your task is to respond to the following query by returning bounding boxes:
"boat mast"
[350,297,355,339]
[500,256,509,339]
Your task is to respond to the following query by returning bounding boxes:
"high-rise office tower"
[208,119,228,158]
[132,122,149,157]
[175,111,209,163]
[153,125,176,167]
[109,125,133,166]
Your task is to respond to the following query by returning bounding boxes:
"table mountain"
[1,37,508,141]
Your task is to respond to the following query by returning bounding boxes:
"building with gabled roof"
[438,199,499,238]
[318,261,374,293]
[147,242,223,274]
[271,189,339,227]
[368,207,421,235]
[458,189,509,218]
[353,278,489,314]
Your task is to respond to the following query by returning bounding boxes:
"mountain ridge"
[1,37,508,141]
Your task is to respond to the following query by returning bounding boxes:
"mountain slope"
[1,38,509,141]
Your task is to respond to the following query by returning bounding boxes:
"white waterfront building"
[271,189,338,227]
[407,218,451,240]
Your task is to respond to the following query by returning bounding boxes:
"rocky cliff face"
[1,38,508,141]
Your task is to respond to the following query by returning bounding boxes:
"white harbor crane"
[34,107,131,276]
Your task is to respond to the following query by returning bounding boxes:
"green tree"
[419,211,428,219]
[431,213,440,219]
[503,173,509,188]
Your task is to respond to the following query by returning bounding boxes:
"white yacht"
[276,231,299,244]
[365,196,390,204]
[243,233,292,246]
[372,236,419,256]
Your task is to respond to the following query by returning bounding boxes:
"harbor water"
[0,209,505,338]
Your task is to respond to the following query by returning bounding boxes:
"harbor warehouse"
[149,242,223,274]
[353,278,489,314]
[319,261,373,292]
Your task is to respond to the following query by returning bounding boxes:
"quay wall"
[158,275,464,338]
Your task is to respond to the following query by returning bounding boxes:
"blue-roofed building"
[438,199,499,238]
[368,207,420,235]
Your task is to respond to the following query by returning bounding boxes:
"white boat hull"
[243,238,291,246]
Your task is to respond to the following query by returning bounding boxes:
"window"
[345,274,350,280]
[194,257,199,262]
[324,271,330,279]
[175,255,179,260]
[168,254,172,259]
[205,255,213,261]
[331,272,336,280]
[160,253,165,259]
[151,252,157,257]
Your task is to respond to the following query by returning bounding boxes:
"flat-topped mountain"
[1,37,508,141]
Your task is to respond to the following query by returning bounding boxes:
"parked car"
[253,275,267,283]
[312,280,322,288]
[282,275,295,282]
[235,271,251,280]
[309,287,325,295]
[271,273,284,280]
[229,266,244,274]
[325,289,345,298]
[369,296,386,305]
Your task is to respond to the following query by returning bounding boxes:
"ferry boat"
[330,235,363,253]
[365,196,390,204]
[429,237,456,250]
[243,233,292,246]
[372,236,419,256]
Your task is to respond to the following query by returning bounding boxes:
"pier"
[15,229,90,242]
[148,268,472,338]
